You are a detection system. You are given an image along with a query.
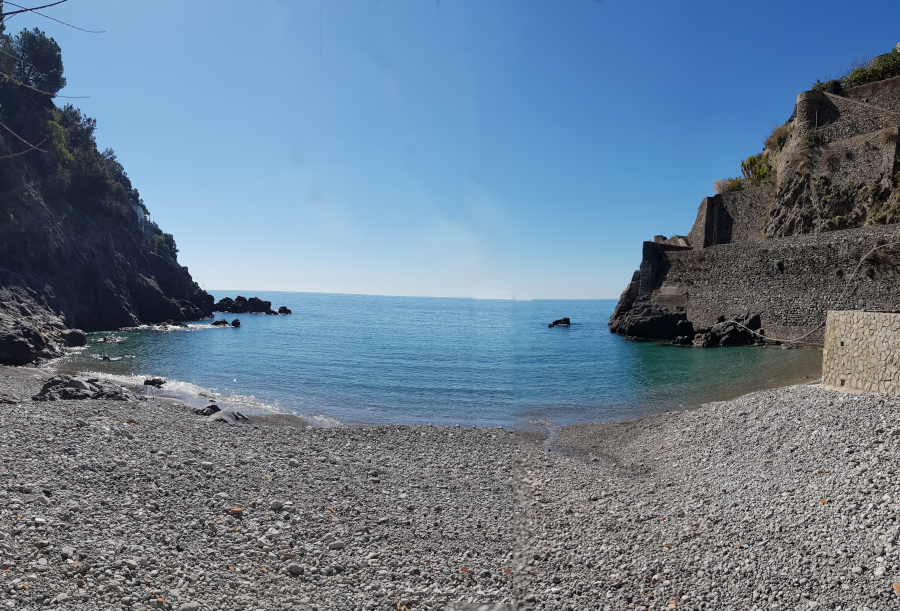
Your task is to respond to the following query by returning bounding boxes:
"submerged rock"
[231,318,241,328]
[548,317,571,328]
[211,319,230,327]
[278,306,292,315]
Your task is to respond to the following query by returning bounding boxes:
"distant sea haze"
[55,292,822,427]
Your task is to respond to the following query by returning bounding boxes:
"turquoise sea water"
[52,292,822,427]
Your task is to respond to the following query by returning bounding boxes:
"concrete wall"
[822,310,900,393]
[654,224,900,340]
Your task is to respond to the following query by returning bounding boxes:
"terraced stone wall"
[652,224,900,341]
[822,310,900,394]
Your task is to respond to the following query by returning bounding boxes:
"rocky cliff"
[0,30,213,364]
[610,63,900,346]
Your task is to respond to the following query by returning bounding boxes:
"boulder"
[143,377,166,388]
[278,306,292,315]
[33,375,138,402]
[231,318,241,328]
[548,317,571,328]
[193,404,221,417]
[693,313,763,347]
[210,409,250,425]
[60,329,87,347]
[211,319,230,327]
[609,299,693,340]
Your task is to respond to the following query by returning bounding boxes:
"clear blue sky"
[9,0,900,299]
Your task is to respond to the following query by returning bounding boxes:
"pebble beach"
[2,365,900,610]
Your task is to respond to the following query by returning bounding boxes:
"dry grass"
[879,129,898,146]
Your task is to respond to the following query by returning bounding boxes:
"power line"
[3,1,103,33]
[1,0,68,19]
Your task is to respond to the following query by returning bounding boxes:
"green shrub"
[812,49,900,95]
[811,78,843,95]
[153,232,178,259]
[741,152,773,186]
[45,119,72,164]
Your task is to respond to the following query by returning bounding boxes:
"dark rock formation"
[231,318,241,328]
[211,409,250,424]
[214,296,275,315]
[193,404,221,417]
[214,296,292,316]
[60,329,87,347]
[609,299,694,340]
[32,375,138,402]
[691,313,764,348]
[211,319,230,327]
[143,377,166,388]
[548,318,571,328]
[0,184,214,365]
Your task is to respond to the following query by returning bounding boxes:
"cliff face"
[610,73,900,345]
[0,25,214,365]
[0,169,214,363]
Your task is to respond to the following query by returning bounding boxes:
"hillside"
[610,44,900,346]
[0,17,213,364]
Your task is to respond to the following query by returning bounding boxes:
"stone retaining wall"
[822,310,900,393]
[651,223,900,340]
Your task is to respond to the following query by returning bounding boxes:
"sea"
[51,291,823,428]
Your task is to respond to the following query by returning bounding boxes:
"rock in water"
[278,306,292,315]
[231,318,241,328]
[214,295,279,315]
[548,317,571,328]
[60,329,87,347]
[211,319,230,327]
[143,377,166,388]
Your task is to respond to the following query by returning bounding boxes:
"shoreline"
[43,333,825,430]
[4,365,899,609]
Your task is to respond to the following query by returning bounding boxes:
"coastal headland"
[4,366,900,610]
[610,51,900,346]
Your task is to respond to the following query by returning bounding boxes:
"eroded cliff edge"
[610,68,900,346]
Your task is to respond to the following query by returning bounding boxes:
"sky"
[7,0,900,299]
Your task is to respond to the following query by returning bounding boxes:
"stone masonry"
[822,310,900,394]
[610,72,900,343]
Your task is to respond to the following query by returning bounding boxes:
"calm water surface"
[52,292,822,427]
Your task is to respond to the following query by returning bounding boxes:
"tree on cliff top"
[10,26,65,95]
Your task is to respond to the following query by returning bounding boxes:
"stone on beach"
[7,364,900,609]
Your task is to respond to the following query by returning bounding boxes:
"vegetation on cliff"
[0,3,213,364]
[812,46,900,95]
